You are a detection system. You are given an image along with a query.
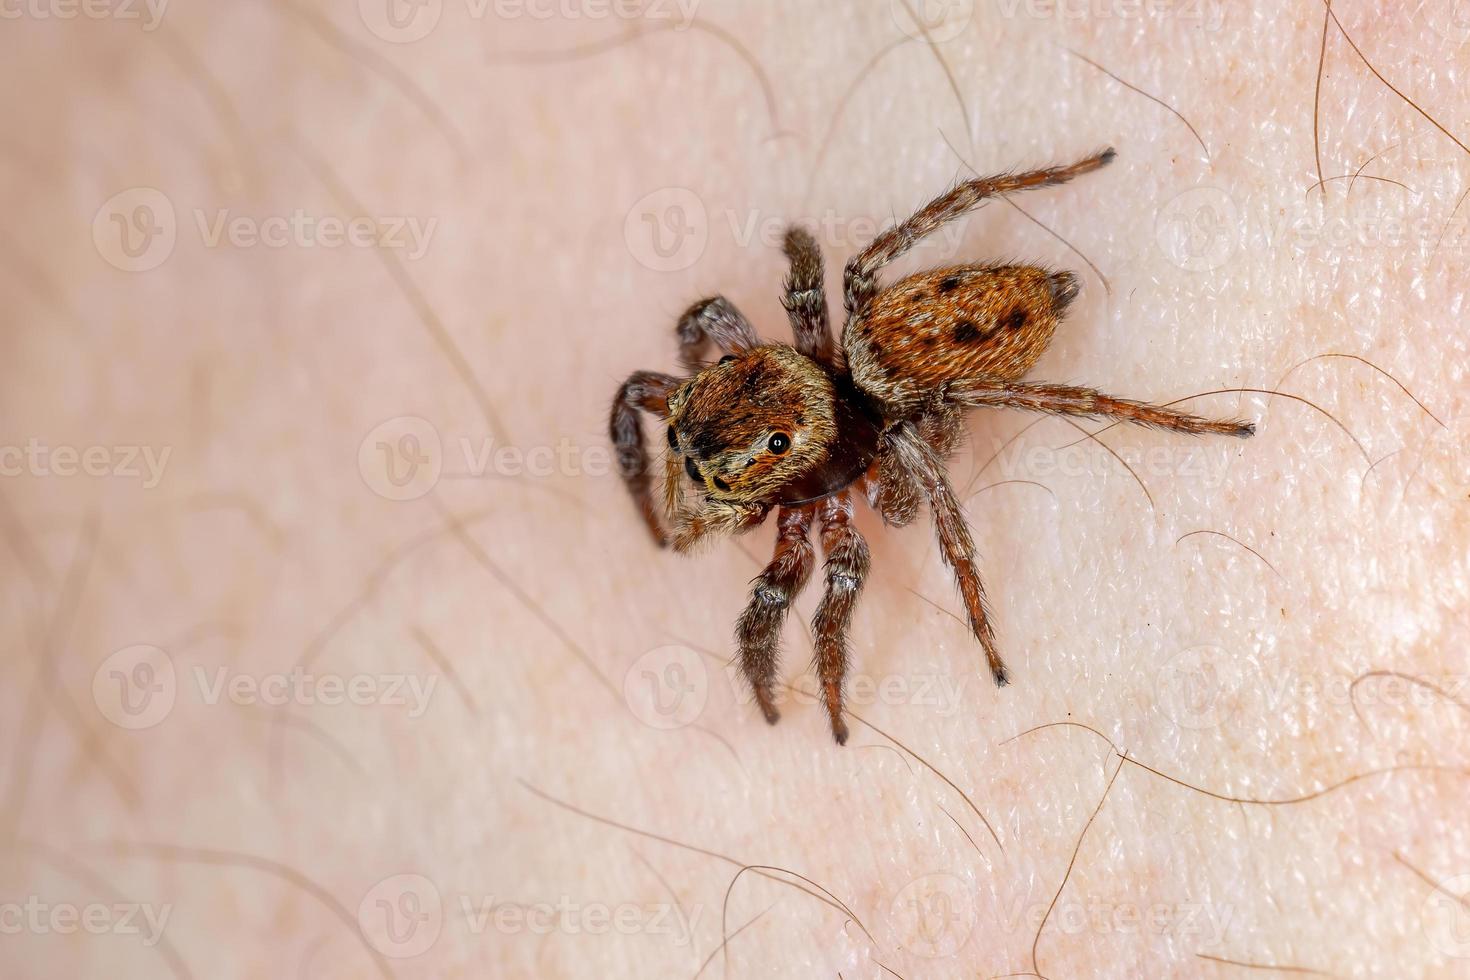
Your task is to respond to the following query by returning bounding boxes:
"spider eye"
[767,432,791,455]
[666,425,678,450]
[712,476,731,492]
[718,355,738,365]
[684,457,702,484]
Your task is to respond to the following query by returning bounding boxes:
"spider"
[610,148,1254,744]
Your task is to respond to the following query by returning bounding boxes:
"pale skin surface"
[2,1,1469,977]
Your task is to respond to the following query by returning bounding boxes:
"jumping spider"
[611,149,1254,744]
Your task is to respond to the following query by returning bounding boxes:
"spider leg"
[671,498,769,553]
[947,380,1255,437]
[781,227,838,366]
[884,420,1009,686]
[676,296,760,372]
[866,406,963,528]
[811,491,869,745]
[734,505,816,725]
[842,148,1115,319]
[609,370,679,547]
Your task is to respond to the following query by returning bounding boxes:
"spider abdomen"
[845,264,1079,415]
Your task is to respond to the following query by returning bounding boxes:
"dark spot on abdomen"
[938,275,962,293]
[1002,309,1027,332]
[953,319,984,343]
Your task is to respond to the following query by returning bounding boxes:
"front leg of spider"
[735,505,816,724]
[811,491,870,744]
[609,370,679,547]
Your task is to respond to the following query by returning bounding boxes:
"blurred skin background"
[1,1,1469,976]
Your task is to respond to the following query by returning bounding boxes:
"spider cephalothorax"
[665,345,883,524]
[666,346,837,503]
[611,148,1254,743]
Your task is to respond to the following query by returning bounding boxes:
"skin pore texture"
[2,1,1469,977]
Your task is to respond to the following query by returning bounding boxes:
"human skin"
[2,0,1469,977]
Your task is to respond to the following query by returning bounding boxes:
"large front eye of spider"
[767,432,791,455]
[684,456,701,484]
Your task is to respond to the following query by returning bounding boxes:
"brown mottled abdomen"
[845,264,1080,415]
